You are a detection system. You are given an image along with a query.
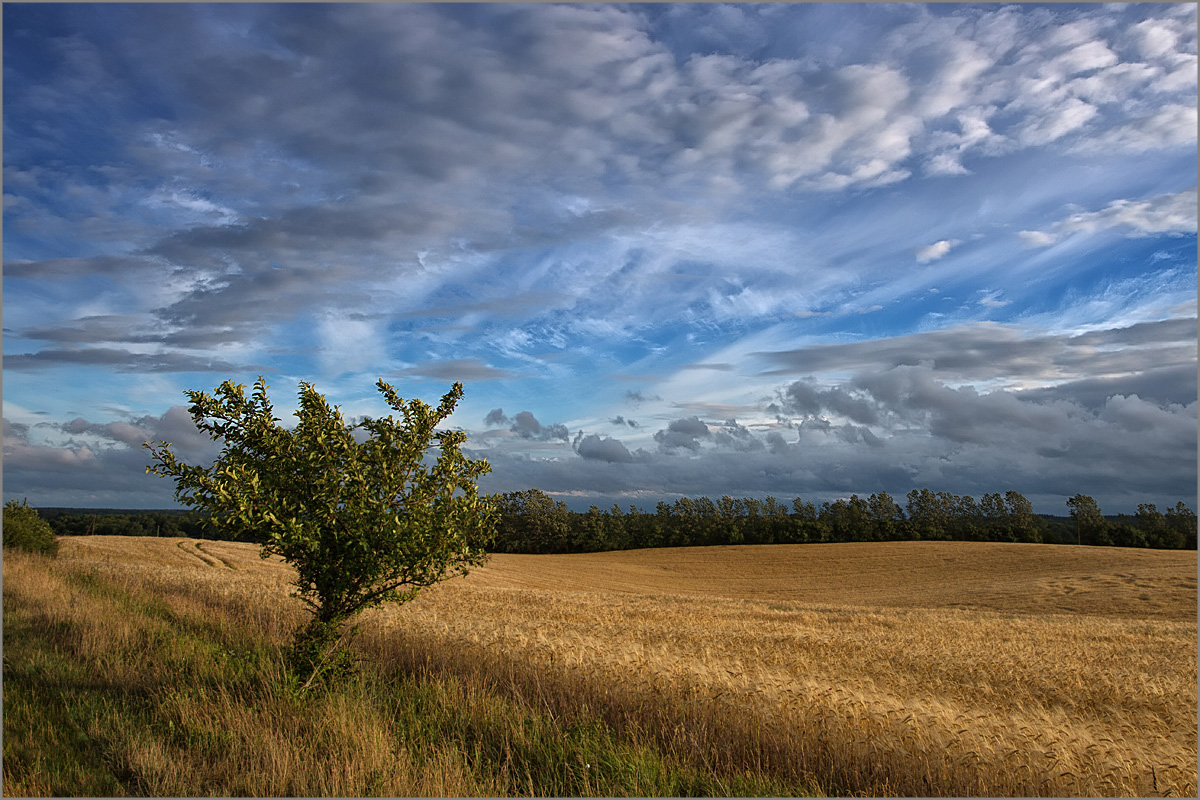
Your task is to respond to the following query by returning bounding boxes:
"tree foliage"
[493,488,572,553]
[2,500,59,557]
[1067,494,1107,546]
[488,489,1194,554]
[145,377,496,687]
[41,510,205,539]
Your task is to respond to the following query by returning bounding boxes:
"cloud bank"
[3,3,1195,513]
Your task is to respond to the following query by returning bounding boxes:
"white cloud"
[1077,103,1197,154]
[1017,98,1099,146]
[1052,40,1119,75]
[1023,189,1198,246]
[1157,54,1199,93]
[922,109,998,175]
[1018,230,1058,248]
[1129,18,1181,60]
[143,188,240,226]
[923,152,970,177]
[1061,190,1198,236]
[915,239,959,263]
[978,290,1010,309]
[316,313,387,377]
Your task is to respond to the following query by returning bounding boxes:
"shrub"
[145,376,496,690]
[3,500,59,557]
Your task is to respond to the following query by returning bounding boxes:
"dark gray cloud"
[510,410,569,442]
[478,381,1196,514]
[3,419,32,443]
[765,430,790,454]
[754,318,1198,383]
[624,390,661,404]
[59,417,153,449]
[151,258,371,333]
[3,255,164,280]
[484,408,510,427]
[833,423,884,448]
[778,360,1197,453]
[784,382,879,425]
[1017,364,1197,410]
[1071,317,1198,348]
[672,400,764,419]
[474,336,1197,513]
[2,406,222,507]
[48,406,211,455]
[4,347,244,374]
[395,358,521,382]
[610,415,639,428]
[653,416,712,452]
[16,315,249,349]
[573,433,636,463]
[712,419,766,452]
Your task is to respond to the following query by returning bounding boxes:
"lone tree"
[1066,493,1106,546]
[146,377,496,688]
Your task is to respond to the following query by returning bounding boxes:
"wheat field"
[38,536,1199,796]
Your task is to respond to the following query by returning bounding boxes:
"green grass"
[370,666,799,797]
[3,610,136,795]
[3,550,814,797]
[2,559,275,795]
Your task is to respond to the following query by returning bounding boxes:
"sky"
[3,2,1197,515]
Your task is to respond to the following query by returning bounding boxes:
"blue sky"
[4,2,1196,514]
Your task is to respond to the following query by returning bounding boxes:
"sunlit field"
[6,536,1196,796]
[386,541,1198,796]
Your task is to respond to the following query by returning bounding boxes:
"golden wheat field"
[51,536,1198,796]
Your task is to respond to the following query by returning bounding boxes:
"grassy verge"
[2,548,814,797]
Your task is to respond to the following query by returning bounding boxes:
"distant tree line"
[37,489,1196,553]
[490,489,1198,554]
[40,508,217,540]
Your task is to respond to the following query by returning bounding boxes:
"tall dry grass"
[3,539,804,797]
[11,535,1197,797]
[1,545,502,797]
[367,579,1196,796]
